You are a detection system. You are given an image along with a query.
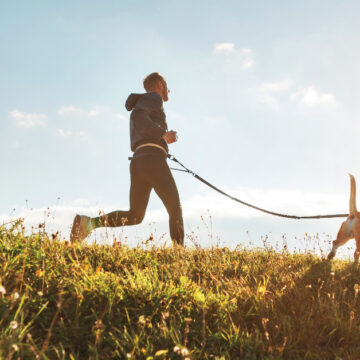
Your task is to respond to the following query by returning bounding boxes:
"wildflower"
[37,291,43,297]
[138,315,146,326]
[11,344,19,352]
[10,320,18,330]
[92,319,105,331]
[126,354,131,359]
[181,348,189,356]
[173,346,180,354]
[0,285,6,295]
[13,292,19,299]
[35,269,43,278]
[161,311,169,320]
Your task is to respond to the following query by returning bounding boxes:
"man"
[70,72,184,245]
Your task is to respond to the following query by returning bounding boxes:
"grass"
[1,220,360,359]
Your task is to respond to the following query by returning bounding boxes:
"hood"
[125,93,146,111]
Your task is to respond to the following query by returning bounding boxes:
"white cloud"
[113,113,127,121]
[57,128,72,137]
[0,187,346,250]
[57,105,83,116]
[291,87,339,110]
[87,106,109,118]
[256,80,339,112]
[257,79,293,110]
[240,48,254,69]
[214,42,235,54]
[184,187,347,220]
[259,79,293,93]
[88,107,129,124]
[10,140,21,149]
[58,105,126,121]
[88,109,100,117]
[112,112,128,130]
[10,109,47,128]
[78,131,86,139]
[137,186,347,223]
[213,43,254,69]
[57,128,86,139]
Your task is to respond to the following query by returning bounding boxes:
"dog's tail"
[349,173,357,216]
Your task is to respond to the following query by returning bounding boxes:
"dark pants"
[99,147,184,245]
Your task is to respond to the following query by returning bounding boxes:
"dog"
[328,174,360,262]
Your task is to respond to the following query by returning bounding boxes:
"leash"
[168,154,349,220]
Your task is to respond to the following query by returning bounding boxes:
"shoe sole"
[70,214,81,243]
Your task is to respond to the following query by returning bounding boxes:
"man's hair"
[143,72,164,92]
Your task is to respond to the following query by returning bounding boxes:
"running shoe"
[70,214,92,243]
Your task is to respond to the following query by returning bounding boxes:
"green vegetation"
[1,221,360,359]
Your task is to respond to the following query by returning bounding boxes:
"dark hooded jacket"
[125,92,168,152]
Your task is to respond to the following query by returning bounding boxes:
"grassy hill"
[1,221,360,359]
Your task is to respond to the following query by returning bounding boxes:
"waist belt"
[134,143,168,156]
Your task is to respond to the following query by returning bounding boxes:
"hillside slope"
[1,222,360,359]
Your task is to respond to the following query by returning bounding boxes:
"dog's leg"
[328,243,338,260]
[354,236,360,263]
[327,221,353,260]
[354,250,360,263]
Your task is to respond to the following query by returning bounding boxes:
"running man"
[70,72,184,245]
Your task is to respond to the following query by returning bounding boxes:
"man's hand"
[162,130,178,144]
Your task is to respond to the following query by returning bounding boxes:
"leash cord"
[168,155,348,220]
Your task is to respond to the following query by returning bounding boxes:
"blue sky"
[1,0,360,256]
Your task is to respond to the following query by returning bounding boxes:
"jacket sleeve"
[130,95,166,139]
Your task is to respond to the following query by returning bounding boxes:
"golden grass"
[1,220,360,359]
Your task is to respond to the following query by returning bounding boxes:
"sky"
[1,0,360,257]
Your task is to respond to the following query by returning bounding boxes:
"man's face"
[159,79,169,102]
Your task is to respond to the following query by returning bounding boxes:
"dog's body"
[328,174,360,262]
